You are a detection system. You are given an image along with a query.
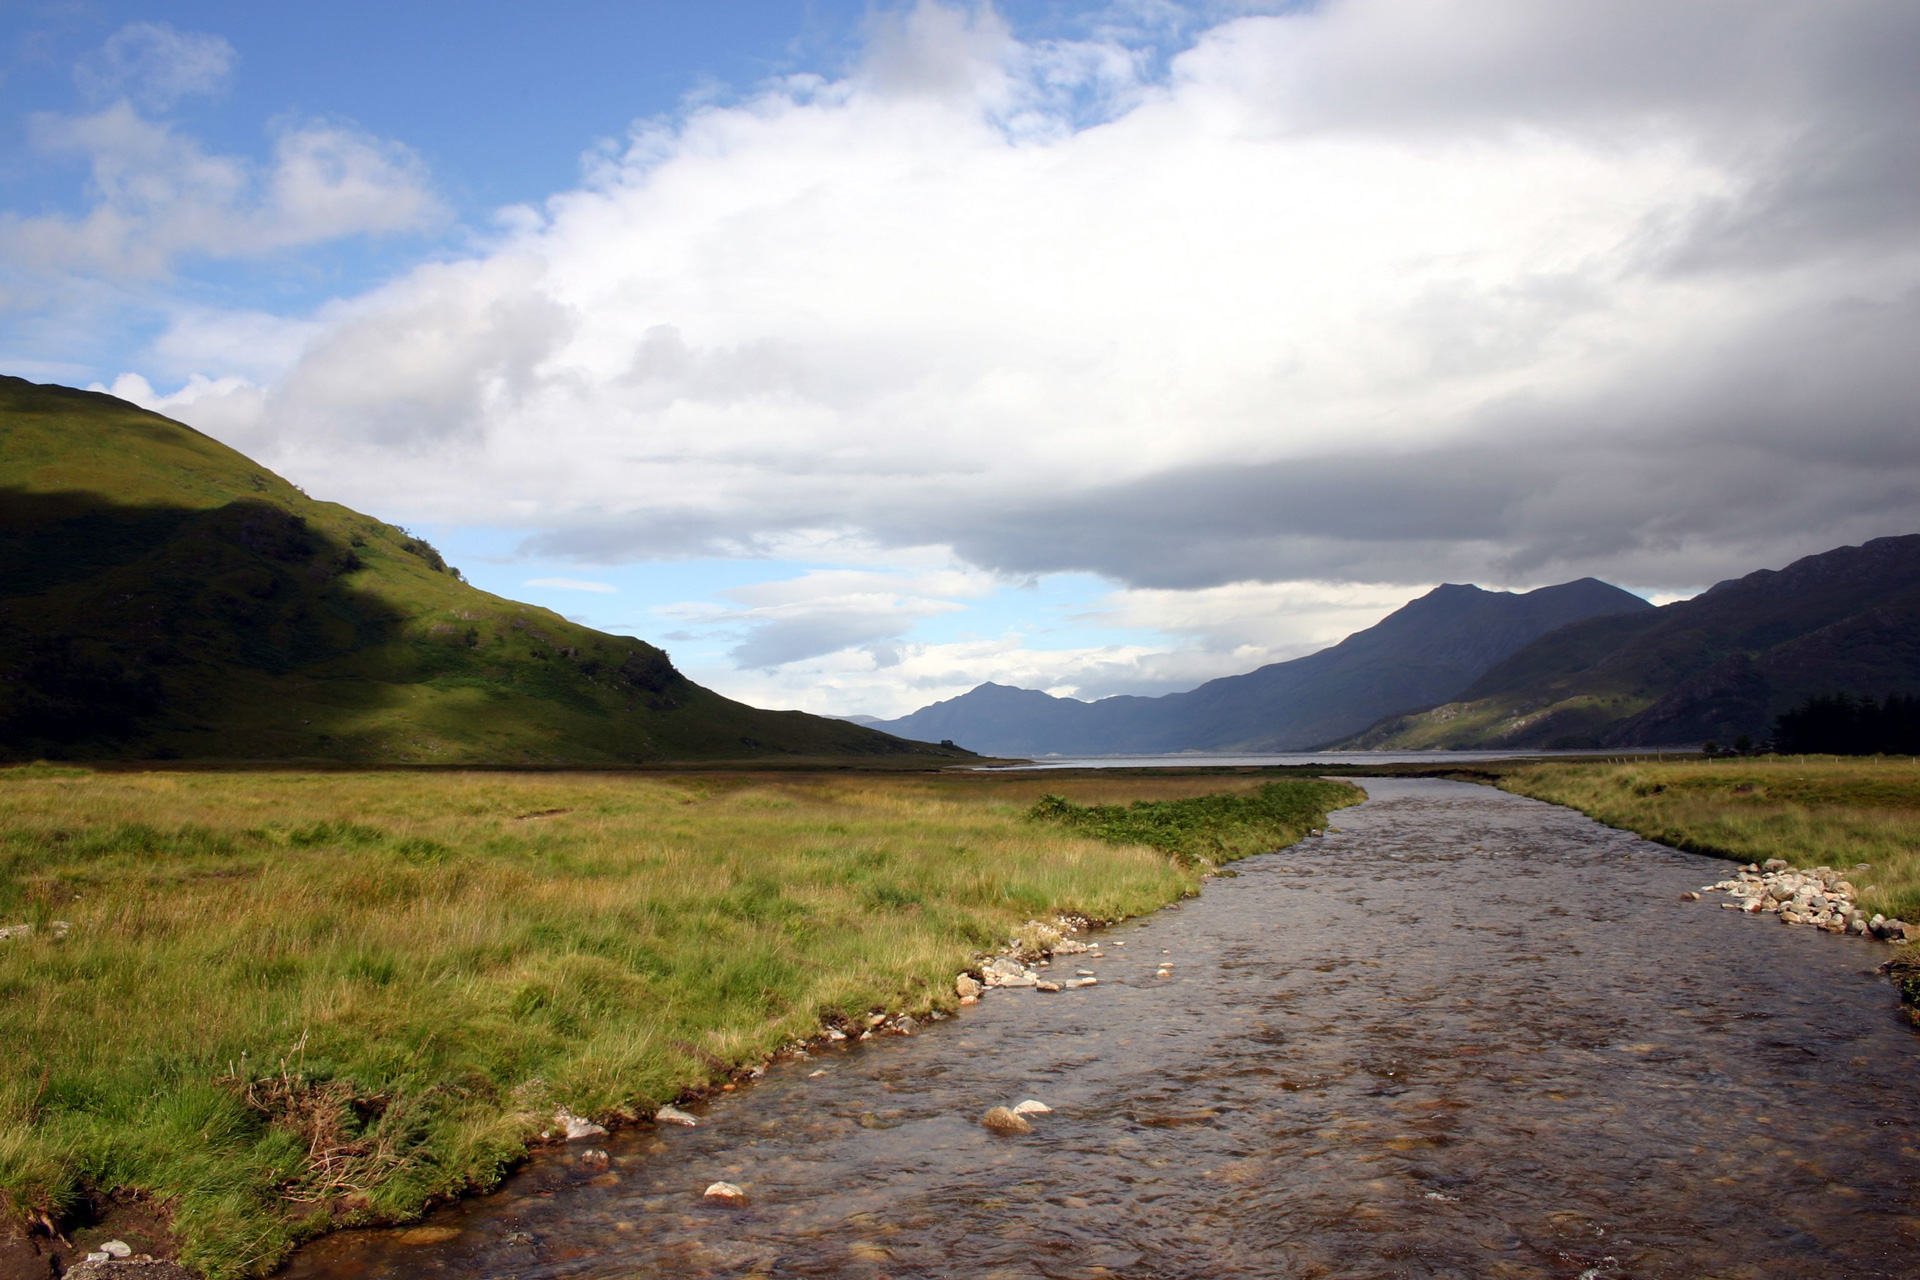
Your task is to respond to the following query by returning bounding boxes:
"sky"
[4,1,1918,718]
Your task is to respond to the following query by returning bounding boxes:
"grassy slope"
[1493,756,1920,922]
[1343,612,1665,749]
[0,766,1358,1276]
[0,377,956,764]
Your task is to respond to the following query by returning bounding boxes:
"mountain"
[868,578,1654,755]
[0,377,966,764]
[1344,534,1920,749]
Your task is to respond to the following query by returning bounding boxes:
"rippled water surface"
[286,779,1920,1279]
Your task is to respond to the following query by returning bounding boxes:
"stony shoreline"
[1694,858,1914,942]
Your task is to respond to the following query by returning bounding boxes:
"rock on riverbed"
[983,1106,1033,1135]
[1702,863,1912,940]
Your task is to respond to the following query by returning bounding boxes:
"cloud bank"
[83,0,1920,694]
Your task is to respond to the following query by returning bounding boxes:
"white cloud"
[76,0,1920,709]
[651,567,1423,715]
[659,566,987,669]
[75,22,236,110]
[6,105,442,279]
[524,578,619,593]
[686,628,1317,718]
[1084,579,1432,657]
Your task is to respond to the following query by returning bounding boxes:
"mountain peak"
[867,575,1650,754]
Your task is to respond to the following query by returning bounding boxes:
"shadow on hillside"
[0,486,407,758]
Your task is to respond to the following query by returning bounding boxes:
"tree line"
[1772,692,1920,755]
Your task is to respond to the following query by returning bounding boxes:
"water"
[976,750,1684,770]
[285,779,1920,1279]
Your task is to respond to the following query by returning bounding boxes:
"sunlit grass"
[0,766,1355,1276]
[1495,755,1920,921]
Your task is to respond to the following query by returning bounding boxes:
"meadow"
[1494,755,1920,921]
[0,765,1356,1276]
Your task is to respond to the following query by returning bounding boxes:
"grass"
[1025,779,1355,865]
[1,375,961,765]
[0,765,1356,1276]
[1493,755,1920,922]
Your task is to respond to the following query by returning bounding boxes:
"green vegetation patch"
[1025,779,1360,867]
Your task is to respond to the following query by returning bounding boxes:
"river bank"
[0,766,1354,1278]
[1491,756,1920,1025]
[280,778,1920,1280]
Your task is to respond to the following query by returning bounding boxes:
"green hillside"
[0,377,963,764]
[1345,535,1920,749]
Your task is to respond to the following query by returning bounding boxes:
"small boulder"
[1012,1099,1052,1115]
[655,1104,699,1127]
[704,1181,748,1205]
[100,1242,133,1259]
[555,1108,608,1140]
[983,1106,1033,1135]
[956,973,983,1000]
[1034,979,1062,992]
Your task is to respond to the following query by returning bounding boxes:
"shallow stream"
[284,779,1920,1279]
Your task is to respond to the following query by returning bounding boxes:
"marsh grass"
[0,766,1354,1276]
[1495,756,1920,920]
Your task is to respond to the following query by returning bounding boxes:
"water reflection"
[285,779,1920,1279]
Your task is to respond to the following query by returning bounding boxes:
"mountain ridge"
[1343,534,1920,749]
[868,577,1654,755]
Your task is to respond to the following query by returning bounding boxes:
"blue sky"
[5,1,1915,716]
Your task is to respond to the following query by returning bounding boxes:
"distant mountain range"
[866,578,1654,755]
[0,377,965,765]
[1344,534,1920,749]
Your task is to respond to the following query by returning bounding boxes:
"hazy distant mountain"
[0,377,966,765]
[868,579,1653,755]
[1345,535,1920,749]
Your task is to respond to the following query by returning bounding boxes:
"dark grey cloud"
[522,278,1920,595]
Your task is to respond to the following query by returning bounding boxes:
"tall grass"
[0,766,1354,1276]
[1495,756,1920,921]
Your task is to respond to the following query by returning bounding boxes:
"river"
[284,778,1920,1279]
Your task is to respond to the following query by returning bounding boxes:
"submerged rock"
[983,1106,1033,1135]
[704,1181,748,1205]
